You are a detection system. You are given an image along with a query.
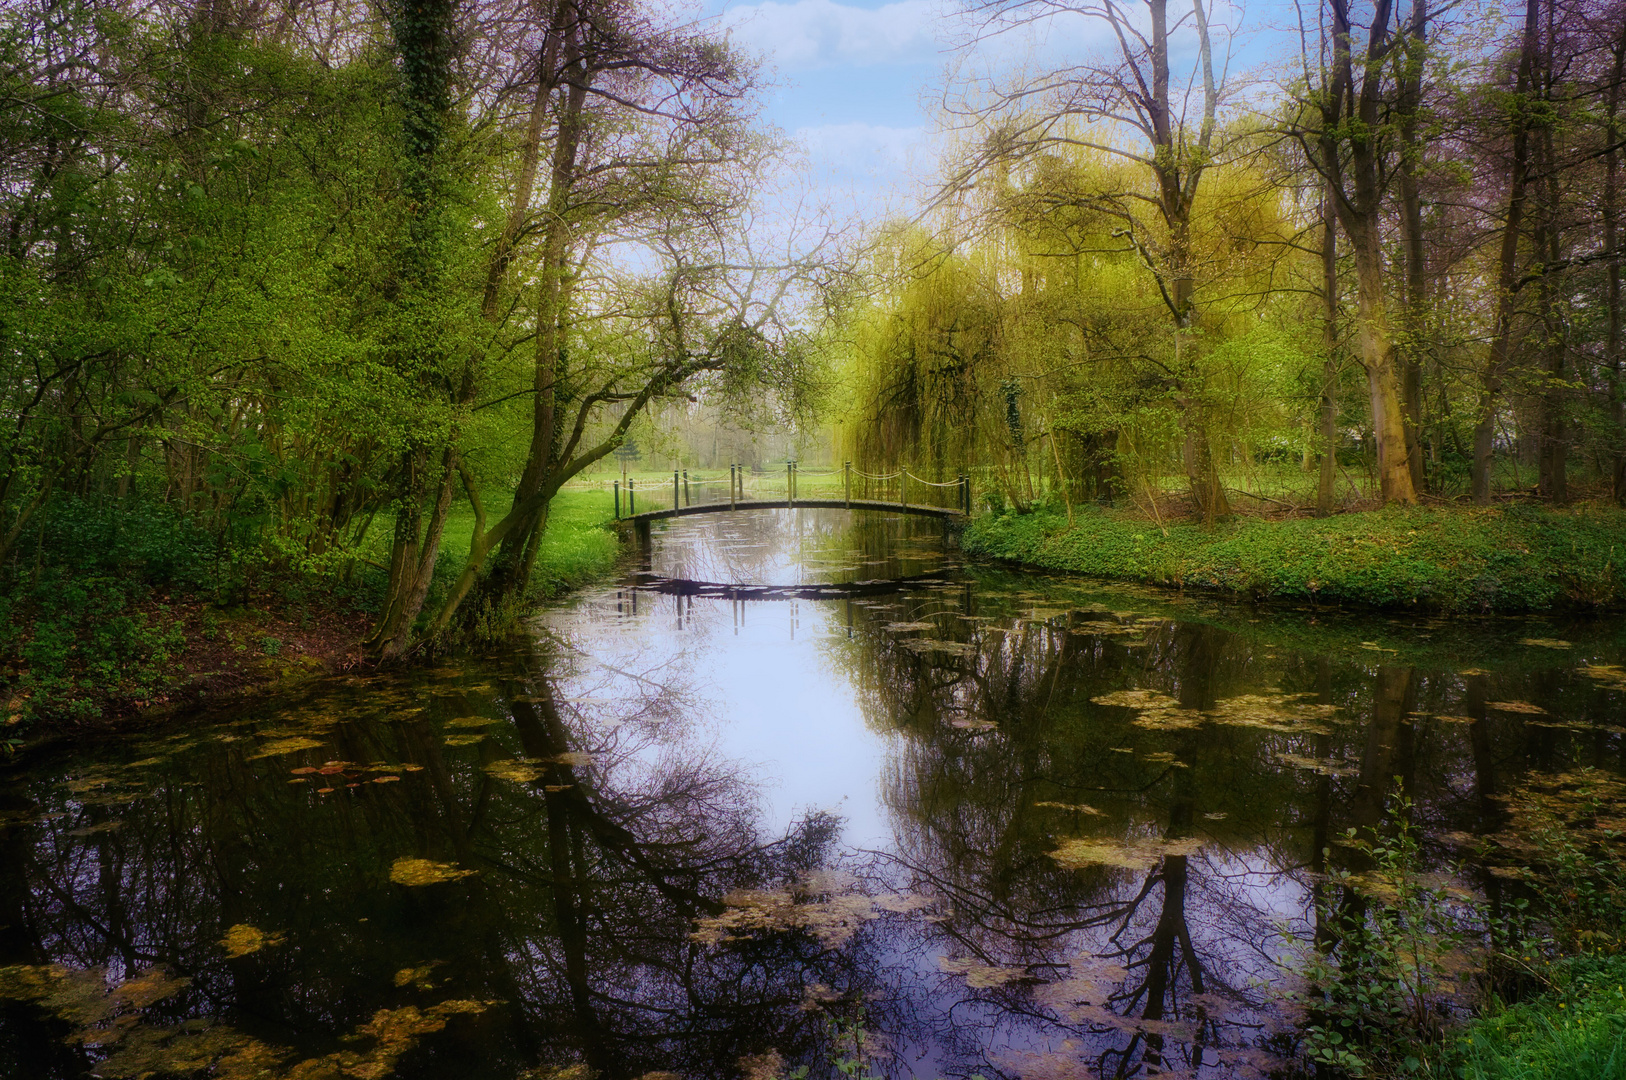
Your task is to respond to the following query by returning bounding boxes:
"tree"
[944,0,1246,521]
[1291,0,1424,505]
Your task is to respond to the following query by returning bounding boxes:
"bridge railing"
[610,462,972,518]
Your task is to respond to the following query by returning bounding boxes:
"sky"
[695,0,1274,222]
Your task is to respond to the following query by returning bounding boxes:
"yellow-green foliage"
[834,134,1322,504]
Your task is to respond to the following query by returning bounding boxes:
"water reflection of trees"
[0,646,884,1079]
[642,508,952,586]
[830,584,1625,1078]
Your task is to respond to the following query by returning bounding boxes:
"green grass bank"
[961,504,1626,612]
[1443,955,1626,1080]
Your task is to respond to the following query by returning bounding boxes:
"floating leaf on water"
[884,621,937,632]
[949,717,997,731]
[221,925,284,958]
[443,734,486,747]
[247,736,325,760]
[1435,715,1477,724]
[939,956,1027,988]
[1458,667,1490,676]
[1577,664,1626,690]
[445,716,498,729]
[484,759,546,783]
[1051,838,1159,871]
[901,638,976,656]
[1091,690,1179,710]
[1109,746,1134,753]
[1519,638,1573,649]
[64,775,118,794]
[372,776,400,784]
[394,962,441,988]
[389,858,477,886]
[289,767,319,776]
[1132,709,1204,730]
[873,892,934,914]
[1142,751,1187,767]
[397,764,425,772]
[549,752,593,768]
[543,784,573,792]
[67,821,123,837]
[126,758,166,768]
[1487,701,1547,715]
[1275,752,1356,777]
[1035,801,1104,815]
[1203,812,1228,820]
[1207,693,1336,734]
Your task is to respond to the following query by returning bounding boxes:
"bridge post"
[729,465,736,509]
[673,470,679,511]
[787,461,793,506]
[614,480,620,520]
[628,478,635,515]
[900,470,907,510]
[844,461,850,507]
[683,470,690,506]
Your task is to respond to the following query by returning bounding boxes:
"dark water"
[3,509,1624,1079]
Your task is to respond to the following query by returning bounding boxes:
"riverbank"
[961,504,1626,612]
[1,491,622,742]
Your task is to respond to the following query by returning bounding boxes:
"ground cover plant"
[962,504,1626,612]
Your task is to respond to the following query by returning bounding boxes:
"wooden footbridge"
[612,462,971,526]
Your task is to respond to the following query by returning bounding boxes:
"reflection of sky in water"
[542,508,950,848]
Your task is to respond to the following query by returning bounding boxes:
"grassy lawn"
[1448,956,1626,1079]
[437,487,622,601]
[963,503,1626,612]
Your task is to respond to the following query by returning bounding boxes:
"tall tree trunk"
[483,27,590,607]
[1535,135,1567,502]
[1319,185,1340,514]
[369,0,458,658]
[1471,0,1539,505]
[1607,33,1626,503]
[1395,0,1428,494]
[1322,0,1418,505]
[1350,218,1416,503]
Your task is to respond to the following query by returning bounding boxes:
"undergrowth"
[962,503,1626,612]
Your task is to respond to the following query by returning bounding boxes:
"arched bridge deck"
[616,498,967,527]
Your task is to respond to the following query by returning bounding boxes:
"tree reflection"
[827,580,1623,1078]
[0,644,882,1078]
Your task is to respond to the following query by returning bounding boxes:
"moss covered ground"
[962,504,1626,613]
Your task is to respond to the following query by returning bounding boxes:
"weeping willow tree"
[835,138,1319,518]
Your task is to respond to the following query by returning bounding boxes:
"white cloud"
[720,0,947,70]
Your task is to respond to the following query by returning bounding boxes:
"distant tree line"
[835,0,1626,521]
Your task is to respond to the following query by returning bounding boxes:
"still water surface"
[3,509,1624,1079]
